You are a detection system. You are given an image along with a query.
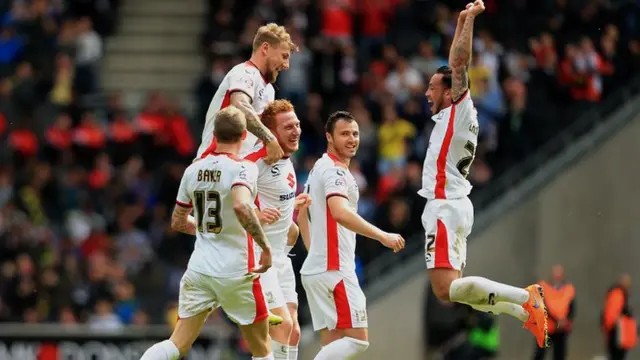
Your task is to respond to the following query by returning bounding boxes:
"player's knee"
[431,276,453,301]
[289,321,301,344]
[279,315,294,336]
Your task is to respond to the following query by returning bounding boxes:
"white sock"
[253,354,275,360]
[272,340,289,360]
[140,339,180,360]
[313,337,369,360]
[287,345,298,360]
[471,302,530,322]
[449,276,529,305]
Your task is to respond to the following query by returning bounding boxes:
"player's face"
[426,73,452,114]
[266,43,291,83]
[328,119,360,159]
[274,111,301,154]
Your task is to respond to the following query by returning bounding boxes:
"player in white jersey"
[244,100,311,360]
[420,0,549,349]
[141,106,277,360]
[197,23,298,163]
[298,111,405,360]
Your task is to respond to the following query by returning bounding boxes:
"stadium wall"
[300,111,640,360]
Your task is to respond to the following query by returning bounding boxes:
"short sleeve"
[228,67,257,101]
[176,170,192,207]
[232,162,259,196]
[323,167,349,199]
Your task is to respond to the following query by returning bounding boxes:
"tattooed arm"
[232,185,271,252]
[171,205,197,235]
[230,91,275,143]
[450,1,484,101]
[230,91,283,164]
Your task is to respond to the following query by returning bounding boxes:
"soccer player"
[197,23,298,163]
[297,111,405,360]
[140,106,276,360]
[243,100,312,360]
[420,0,549,348]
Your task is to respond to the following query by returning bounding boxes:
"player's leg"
[424,198,548,347]
[286,302,301,360]
[262,263,294,359]
[278,256,301,359]
[311,271,370,360]
[141,270,216,359]
[222,275,274,359]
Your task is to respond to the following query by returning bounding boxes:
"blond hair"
[252,23,299,54]
[261,99,295,130]
[213,106,246,143]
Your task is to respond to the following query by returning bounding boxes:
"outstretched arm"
[450,1,484,102]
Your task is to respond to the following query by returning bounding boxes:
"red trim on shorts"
[252,278,269,323]
[333,280,353,329]
[435,104,457,199]
[247,233,256,271]
[244,144,268,163]
[176,200,192,208]
[434,219,453,269]
[326,200,340,271]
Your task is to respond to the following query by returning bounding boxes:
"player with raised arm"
[140,106,276,360]
[243,100,312,360]
[297,111,405,360]
[197,23,298,163]
[420,0,549,348]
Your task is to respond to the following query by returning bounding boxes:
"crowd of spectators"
[0,1,639,354]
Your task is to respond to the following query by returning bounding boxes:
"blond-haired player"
[197,23,298,163]
[244,100,311,360]
[420,1,549,349]
[141,106,276,360]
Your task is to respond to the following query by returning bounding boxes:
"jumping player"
[197,23,298,163]
[244,100,312,360]
[420,0,549,348]
[141,106,276,360]
[298,111,405,360]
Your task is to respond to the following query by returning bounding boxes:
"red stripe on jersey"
[254,195,261,210]
[244,145,268,162]
[221,90,232,109]
[434,219,453,269]
[252,278,269,323]
[334,280,353,329]
[434,104,457,199]
[326,201,340,271]
[200,90,233,158]
[247,233,256,271]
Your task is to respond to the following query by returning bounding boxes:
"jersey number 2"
[456,141,476,178]
[194,190,222,233]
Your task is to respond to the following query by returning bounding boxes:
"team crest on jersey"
[336,169,345,176]
[271,165,281,177]
[258,88,265,100]
[242,76,254,89]
[335,177,346,187]
[287,173,295,188]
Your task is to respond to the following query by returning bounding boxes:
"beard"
[268,69,279,83]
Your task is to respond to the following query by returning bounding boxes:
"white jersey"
[419,90,478,200]
[300,153,360,275]
[197,61,275,158]
[176,152,260,278]
[244,144,297,257]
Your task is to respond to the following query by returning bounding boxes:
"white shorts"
[178,269,268,326]
[261,256,298,310]
[301,270,367,331]
[422,197,474,271]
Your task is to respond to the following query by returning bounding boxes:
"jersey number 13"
[194,190,222,233]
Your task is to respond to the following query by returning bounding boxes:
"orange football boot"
[522,284,549,348]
